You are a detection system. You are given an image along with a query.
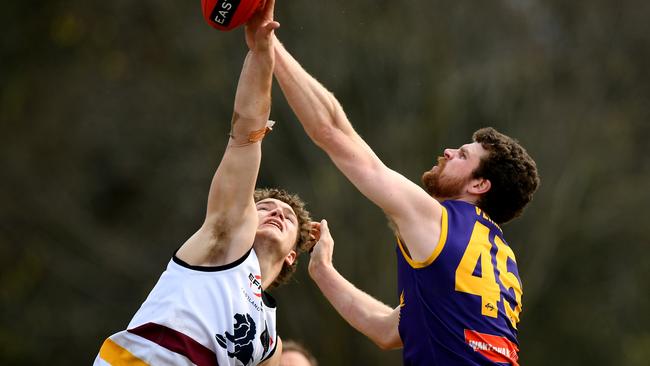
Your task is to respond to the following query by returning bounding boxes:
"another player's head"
[280,340,318,366]
[422,127,539,224]
[254,188,312,289]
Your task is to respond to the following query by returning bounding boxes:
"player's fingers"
[306,238,318,254]
[262,20,280,31]
[319,219,329,234]
[256,21,279,44]
[264,21,280,36]
[306,221,320,253]
[263,0,276,19]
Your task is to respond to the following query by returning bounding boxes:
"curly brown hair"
[254,188,312,289]
[471,127,540,225]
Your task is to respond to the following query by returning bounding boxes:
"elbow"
[370,313,402,351]
[310,122,338,149]
[375,339,392,351]
[374,337,401,351]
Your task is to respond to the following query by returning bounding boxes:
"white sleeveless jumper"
[94,249,278,366]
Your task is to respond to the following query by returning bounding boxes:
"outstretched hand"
[245,0,280,52]
[307,220,334,276]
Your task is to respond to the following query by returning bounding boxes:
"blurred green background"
[2,0,649,365]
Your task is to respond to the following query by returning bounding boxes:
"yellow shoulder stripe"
[396,206,448,269]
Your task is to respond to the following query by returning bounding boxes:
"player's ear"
[468,178,491,195]
[284,249,297,266]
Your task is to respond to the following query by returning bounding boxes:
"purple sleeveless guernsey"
[396,200,522,365]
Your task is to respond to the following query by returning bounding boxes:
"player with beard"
[272,35,540,365]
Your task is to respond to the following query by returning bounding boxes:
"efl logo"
[465,329,519,366]
[210,0,242,26]
[248,273,262,297]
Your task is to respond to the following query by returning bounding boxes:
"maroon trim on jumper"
[128,322,217,366]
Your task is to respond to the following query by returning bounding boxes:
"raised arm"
[308,220,402,350]
[274,39,442,261]
[177,1,279,266]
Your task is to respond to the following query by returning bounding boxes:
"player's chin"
[255,227,284,244]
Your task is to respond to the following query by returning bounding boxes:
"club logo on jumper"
[216,313,257,365]
[465,329,520,366]
[248,273,262,297]
[210,0,242,27]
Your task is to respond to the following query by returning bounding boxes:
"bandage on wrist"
[229,120,275,146]
[248,120,275,142]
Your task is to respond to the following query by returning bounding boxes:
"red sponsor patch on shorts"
[465,329,519,366]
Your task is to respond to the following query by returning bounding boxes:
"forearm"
[309,262,400,349]
[273,39,354,144]
[273,39,408,215]
[231,50,274,136]
[273,39,384,199]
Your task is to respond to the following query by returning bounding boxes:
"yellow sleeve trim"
[396,206,448,269]
[99,338,149,366]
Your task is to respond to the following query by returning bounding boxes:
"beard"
[421,157,468,200]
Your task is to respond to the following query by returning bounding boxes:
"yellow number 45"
[454,221,523,328]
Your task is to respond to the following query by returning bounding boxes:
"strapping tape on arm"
[229,120,275,146]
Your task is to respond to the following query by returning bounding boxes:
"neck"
[434,193,478,205]
[254,243,283,291]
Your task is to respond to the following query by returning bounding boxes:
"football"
[201,0,264,31]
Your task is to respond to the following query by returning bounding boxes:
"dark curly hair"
[471,127,540,225]
[254,188,312,289]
